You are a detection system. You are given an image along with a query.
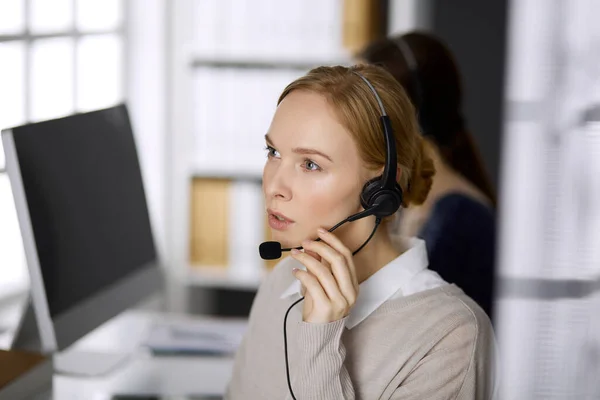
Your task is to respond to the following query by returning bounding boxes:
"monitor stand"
[11,298,42,352]
[53,350,132,377]
[14,300,132,377]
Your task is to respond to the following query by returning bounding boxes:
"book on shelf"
[193,66,303,176]
[342,0,387,54]
[193,0,345,60]
[189,178,278,279]
[189,177,230,267]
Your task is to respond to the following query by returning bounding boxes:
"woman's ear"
[371,165,401,182]
[377,165,401,182]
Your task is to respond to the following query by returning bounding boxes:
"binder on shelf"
[192,0,346,60]
[228,181,264,280]
[222,68,236,169]
[189,178,230,267]
[342,0,385,55]
[189,177,278,275]
[193,66,306,177]
[193,67,212,165]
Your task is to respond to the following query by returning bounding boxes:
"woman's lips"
[267,210,294,231]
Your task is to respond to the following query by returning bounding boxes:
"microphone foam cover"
[259,241,283,260]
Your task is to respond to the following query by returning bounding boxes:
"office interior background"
[0,0,509,312]
[0,0,599,397]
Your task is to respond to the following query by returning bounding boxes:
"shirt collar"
[279,237,429,329]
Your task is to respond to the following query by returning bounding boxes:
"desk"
[52,310,242,399]
[0,350,52,400]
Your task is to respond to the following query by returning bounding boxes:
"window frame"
[0,0,128,300]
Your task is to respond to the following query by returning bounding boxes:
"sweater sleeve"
[286,318,355,400]
[388,318,495,400]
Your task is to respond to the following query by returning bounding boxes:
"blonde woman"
[226,65,497,399]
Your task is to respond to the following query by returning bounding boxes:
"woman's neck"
[350,223,402,284]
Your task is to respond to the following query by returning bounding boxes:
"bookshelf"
[167,0,392,291]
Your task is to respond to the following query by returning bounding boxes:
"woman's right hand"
[291,228,359,324]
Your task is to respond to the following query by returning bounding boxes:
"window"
[0,0,126,298]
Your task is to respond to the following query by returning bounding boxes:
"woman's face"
[263,90,366,248]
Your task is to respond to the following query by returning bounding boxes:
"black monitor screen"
[12,104,156,317]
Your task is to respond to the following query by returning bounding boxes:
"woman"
[225,65,496,399]
[359,32,497,319]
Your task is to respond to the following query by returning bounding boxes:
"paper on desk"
[143,319,248,356]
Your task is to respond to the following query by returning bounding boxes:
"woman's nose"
[264,164,292,201]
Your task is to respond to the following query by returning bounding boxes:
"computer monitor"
[1,104,164,367]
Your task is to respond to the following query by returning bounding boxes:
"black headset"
[353,71,404,219]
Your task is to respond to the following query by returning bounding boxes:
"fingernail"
[292,268,298,274]
[317,228,326,234]
[291,248,300,255]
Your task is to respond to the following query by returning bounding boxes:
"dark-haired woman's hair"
[359,32,496,206]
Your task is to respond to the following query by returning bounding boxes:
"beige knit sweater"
[225,256,498,399]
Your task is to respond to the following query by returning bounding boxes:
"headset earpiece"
[360,176,403,218]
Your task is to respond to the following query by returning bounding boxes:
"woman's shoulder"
[378,284,492,331]
[421,286,498,394]
[433,192,494,220]
[423,192,496,243]
[438,284,493,330]
[420,285,495,356]
[370,285,495,373]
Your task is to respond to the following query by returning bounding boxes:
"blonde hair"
[278,64,435,207]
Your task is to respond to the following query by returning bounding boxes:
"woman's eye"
[265,146,280,158]
[303,159,321,171]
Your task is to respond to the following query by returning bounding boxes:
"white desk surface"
[53,310,244,399]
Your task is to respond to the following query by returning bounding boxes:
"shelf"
[182,266,266,291]
[190,169,262,182]
[190,54,351,71]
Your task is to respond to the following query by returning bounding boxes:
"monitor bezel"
[2,106,165,354]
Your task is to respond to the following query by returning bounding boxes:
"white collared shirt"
[280,237,448,329]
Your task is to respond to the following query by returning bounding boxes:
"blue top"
[418,193,496,319]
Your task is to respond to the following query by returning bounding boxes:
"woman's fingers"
[289,230,362,323]
[301,239,357,306]
[318,229,358,289]
[292,268,328,304]
[291,250,346,307]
